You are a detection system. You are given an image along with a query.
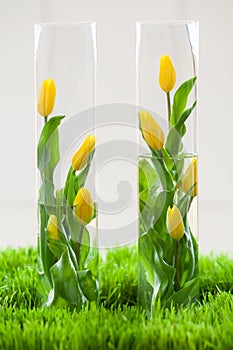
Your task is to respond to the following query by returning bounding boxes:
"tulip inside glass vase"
[137,22,199,314]
[37,81,98,310]
[36,23,98,310]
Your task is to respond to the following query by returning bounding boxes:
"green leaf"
[139,159,159,192]
[140,186,174,235]
[64,150,94,208]
[176,100,197,130]
[45,247,82,310]
[164,277,199,308]
[64,206,82,242]
[190,230,199,279]
[138,233,157,289]
[139,186,158,213]
[178,186,195,219]
[161,148,174,173]
[165,101,196,156]
[37,115,65,181]
[39,178,56,210]
[47,240,67,259]
[165,127,183,156]
[79,228,91,270]
[38,204,56,286]
[64,167,78,207]
[152,190,174,232]
[87,255,99,278]
[77,269,98,302]
[178,230,196,287]
[38,271,52,302]
[151,154,174,192]
[139,159,161,218]
[139,231,175,305]
[56,189,65,230]
[170,77,197,126]
[76,149,95,189]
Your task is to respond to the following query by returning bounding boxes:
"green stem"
[166,92,171,126]
[44,116,48,124]
[77,226,84,266]
[174,240,180,291]
[151,156,174,191]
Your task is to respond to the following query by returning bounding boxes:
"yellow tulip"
[72,134,96,171]
[47,215,59,240]
[182,158,198,196]
[139,110,164,151]
[74,188,94,225]
[159,55,176,93]
[37,78,56,117]
[167,205,185,240]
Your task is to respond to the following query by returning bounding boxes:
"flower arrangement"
[138,55,198,312]
[37,79,98,310]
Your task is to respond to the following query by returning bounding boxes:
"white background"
[0,0,233,254]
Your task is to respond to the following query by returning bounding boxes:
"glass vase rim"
[138,152,198,160]
[34,22,96,28]
[137,20,199,26]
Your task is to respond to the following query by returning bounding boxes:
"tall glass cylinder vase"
[35,23,98,310]
[137,21,199,314]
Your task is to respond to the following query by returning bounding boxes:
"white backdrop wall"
[0,0,232,253]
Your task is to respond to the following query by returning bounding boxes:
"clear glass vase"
[137,21,199,314]
[35,23,98,310]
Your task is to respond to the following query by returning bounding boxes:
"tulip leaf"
[64,167,77,207]
[151,154,174,192]
[38,204,57,286]
[76,149,95,189]
[138,231,175,307]
[176,100,197,131]
[45,246,82,310]
[87,254,99,278]
[64,150,94,207]
[165,127,183,157]
[139,159,160,216]
[165,100,197,157]
[77,269,98,302]
[139,157,174,233]
[161,148,175,173]
[55,189,65,230]
[64,206,82,242]
[139,224,198,309]
[79,228,90,270]
[152,190,174,233]
[170,77,197,126]
[177,188,194,219]
[37,115,65,181]
[39,178,56,210]
[139,159,160,192]
[164,277,199,308]
[47,240,67,259]
[38,271,52,303]
[139,186,159,213]
[178,230,196,287]
[138,233,157,297]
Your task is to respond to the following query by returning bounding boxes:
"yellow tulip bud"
[139,110,164,151]
[74,188,94,225]
[159,55,176,92]
[47,215,59,240]
[167,205,185,240]
[37,78,56,117]
[72,134,96,171]
[182,158,198,196]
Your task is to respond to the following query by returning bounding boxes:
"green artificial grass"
[0,247,233,350]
